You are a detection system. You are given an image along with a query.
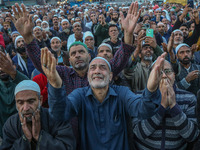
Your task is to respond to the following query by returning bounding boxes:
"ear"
[39,95,43,106]
[109,72,113,82]
[88,52,91,62]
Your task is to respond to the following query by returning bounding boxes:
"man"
[132,60,199,149]
[33,26,50,49]
[109,11,119,25]
[103,24,121,55]
[83,31,96,60]
[0,80,75,149]
[10,2,141,149]
[123,32,163,92]
[50,37,69,66]
[6,31,20,57]
[41,21,58,39]
[12,36,35,79]
[173,5,200,46]
[42,47,166,150]
[1,22,12,46]
[50,15,61,33]
[172,43,200,96]
[173,29,184,48]
[97,43,113,61]
[59,19,71,51]
[67,22,84,50]
[94,13,109,46]
[0,47,28,144]
[157,22,170,42]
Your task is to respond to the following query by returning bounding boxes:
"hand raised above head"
[147,52,167,92]
[9,3,34,44]
[41,47,62,88]
[120,2,141,34]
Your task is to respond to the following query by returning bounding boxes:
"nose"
[23,103,30,111]
[161,71,167,78]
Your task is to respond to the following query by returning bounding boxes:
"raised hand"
[147,52,167,92]
[19,115,32,142]
[160,78,170,108]
[0,51,16,79]
[41,47,62,88]
[9,3,34,44]
[120,2,141,34]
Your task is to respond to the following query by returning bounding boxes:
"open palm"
[120,2,141,33]
[9,3,34,43]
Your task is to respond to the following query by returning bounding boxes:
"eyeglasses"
[161,69,173,75]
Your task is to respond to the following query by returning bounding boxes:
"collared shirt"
[48,84,161,150]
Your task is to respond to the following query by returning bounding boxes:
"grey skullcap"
[14,35,23,49]
[11,31,20,37]
[90,57,112,71]
[97,43,112,52]
[14,80,40,96]
[175,43,190,54]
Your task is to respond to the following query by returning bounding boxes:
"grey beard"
[174,40,183,45]
[143,56,153,61]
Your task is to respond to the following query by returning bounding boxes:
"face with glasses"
[160,61,175,86]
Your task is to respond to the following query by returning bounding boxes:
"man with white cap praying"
[0,80,75,150]
[0,47,28,145]
[12,36,35,79]
[172,43,200,96]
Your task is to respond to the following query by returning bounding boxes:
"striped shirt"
[133,87,199,150]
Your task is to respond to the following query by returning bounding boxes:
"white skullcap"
[175,43,190,54]
[155,8,161,12]
[73,22,81,27]
[90,57,111,71]
[33,15,38,18]
[15,80,40,96]
[97,43,112,52]
[50,37,61,43]
[41,21,49,25]
[61,19,69,24]
[14,35,24,49]
[83,31,94,42]
[33,26,42,31]
[36,19,42,23]
[109,7,114,11]
[173,29,183,35]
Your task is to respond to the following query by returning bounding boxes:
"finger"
[119,11,124,22]
[134,2,138,16]
[128,2,134,15]
[12,5,20,20]
[28,14,34,25]
[16,3,23,18]
[21,3,27,18]
[35,109,40,124]
[9,13,16,24]
[51,53,56,71]
[47,51,52,70]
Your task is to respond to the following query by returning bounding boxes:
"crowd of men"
[0,1,200,149]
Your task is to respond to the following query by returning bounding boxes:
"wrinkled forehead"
[89,59,110,70]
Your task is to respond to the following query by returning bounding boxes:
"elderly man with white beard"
[41,43,167,150]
